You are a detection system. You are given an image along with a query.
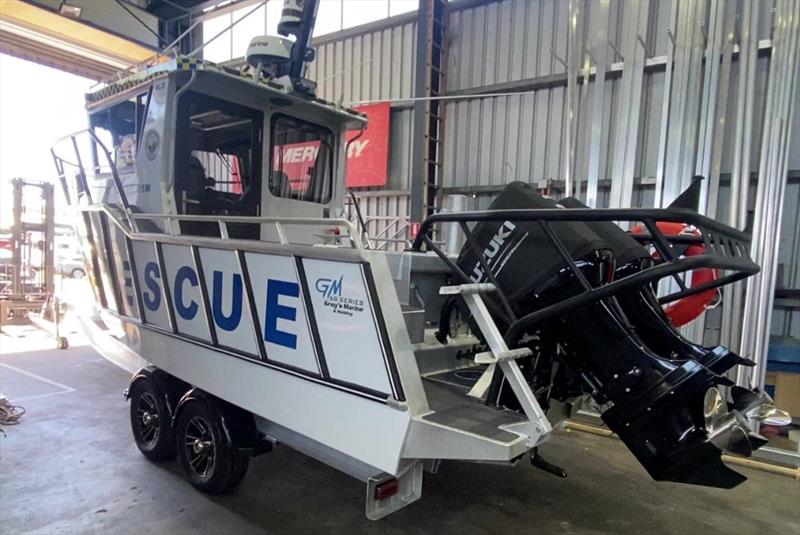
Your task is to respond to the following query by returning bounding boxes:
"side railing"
[411,208,759,344]
[62,203,363,321]
[130,212,363,249]
[51,128,363,250]
[74,205,363,249]
[361,216,411,250]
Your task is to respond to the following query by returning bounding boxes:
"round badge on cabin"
[145,130,160,161]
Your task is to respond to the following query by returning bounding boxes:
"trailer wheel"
[129,378,174,461]
[175,400,249,495]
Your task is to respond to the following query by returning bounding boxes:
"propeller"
[703,386,790,457]
[731,386,793,426]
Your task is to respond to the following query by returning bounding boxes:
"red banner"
[345,102,390,188]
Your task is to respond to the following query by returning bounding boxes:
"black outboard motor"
[455,182,787,488]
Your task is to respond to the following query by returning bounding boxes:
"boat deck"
[421,376,525,443]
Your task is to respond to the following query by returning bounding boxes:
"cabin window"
[174,91,263,237]
[269,114,333,204]
[90,92,149,167]
[87,91,150,206]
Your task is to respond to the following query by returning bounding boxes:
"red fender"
[631,222,718,327]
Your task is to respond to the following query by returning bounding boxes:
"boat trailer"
[50,0,789,519]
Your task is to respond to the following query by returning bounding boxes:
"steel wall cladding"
[309,17,417,190]
[445,0,774,91]
[772,179,800,339]
[305,0,790,200]
[440,0,783,202]
[309,19,417,104]
[305,0,789,200]
[442,0,605,194]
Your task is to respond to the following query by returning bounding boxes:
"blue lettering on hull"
[174,266,199,320]
[212,271,243,331]
[265,279,299,349]
[140,255,303,354]
[143,262,161,311]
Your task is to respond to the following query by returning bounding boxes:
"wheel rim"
[136,392,160,447]
[184,416,215,478]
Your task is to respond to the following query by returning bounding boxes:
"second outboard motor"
[556,196,754,375]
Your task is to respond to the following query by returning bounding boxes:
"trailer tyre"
[129,378,175,461]
[175,400,249,495]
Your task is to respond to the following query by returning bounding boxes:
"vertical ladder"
[424,0,447,219]
[411,0,448,225]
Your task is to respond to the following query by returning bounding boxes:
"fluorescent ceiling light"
[58,2,82,19]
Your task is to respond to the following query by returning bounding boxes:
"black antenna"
[278,0,320,92]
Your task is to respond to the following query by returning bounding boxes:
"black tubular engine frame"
[410,208,759,344]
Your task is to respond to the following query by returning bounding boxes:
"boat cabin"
[82,59,365,242]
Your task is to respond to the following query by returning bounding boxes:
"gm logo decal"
[315,275,364,317]
[315,276,342,299]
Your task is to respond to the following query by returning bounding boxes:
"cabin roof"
[85,56,366,126]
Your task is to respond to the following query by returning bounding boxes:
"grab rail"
[75,204,363,249]
[53,129,362,250]
[412,208,752,246]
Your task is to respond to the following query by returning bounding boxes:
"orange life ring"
[631,222,718,327]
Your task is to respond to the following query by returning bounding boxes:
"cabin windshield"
[269,114,333,204]
[88,91,149,206]
[90,92,149,166]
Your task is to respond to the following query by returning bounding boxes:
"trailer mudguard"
[126,366,189,418]
[174,388,270,455]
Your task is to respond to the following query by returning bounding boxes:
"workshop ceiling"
[0,0,159,79]
[0,0,261,79]
[145,0,259,21]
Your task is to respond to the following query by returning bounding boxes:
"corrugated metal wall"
[444,0,570,189]
[305,0,800,349]
[310,18,417,104]
[309,15,418,243]
[772,178,800,339]
[441,0,781,204]
[308,0,793,202]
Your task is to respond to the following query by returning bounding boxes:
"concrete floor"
[1,344,798,534]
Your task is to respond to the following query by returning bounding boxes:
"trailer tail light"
[374,478,399,500]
